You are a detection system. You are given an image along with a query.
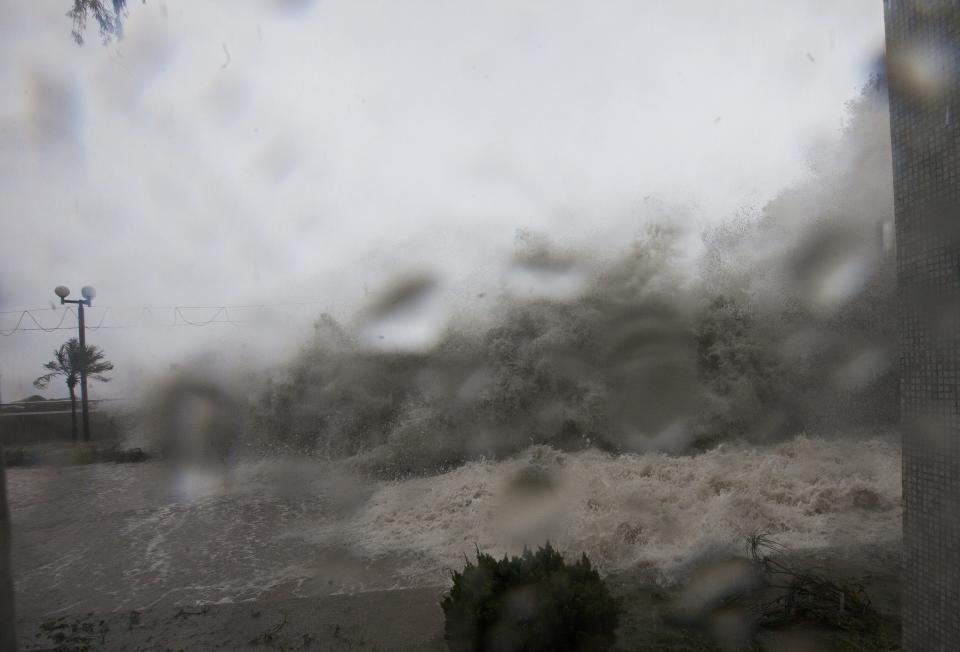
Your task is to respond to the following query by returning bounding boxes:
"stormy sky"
[0,1,884,401]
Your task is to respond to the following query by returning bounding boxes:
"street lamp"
[54,285,96,442]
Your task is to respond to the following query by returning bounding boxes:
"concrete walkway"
[18,587,447,651]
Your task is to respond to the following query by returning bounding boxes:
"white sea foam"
[319,434,901,585]
[8,433,901,617]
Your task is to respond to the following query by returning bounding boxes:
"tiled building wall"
[884,2,960,649]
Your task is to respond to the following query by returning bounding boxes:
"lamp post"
[54,285,96,442]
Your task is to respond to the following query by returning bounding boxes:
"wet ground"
[8,460,430,620]
[7,436,903,649]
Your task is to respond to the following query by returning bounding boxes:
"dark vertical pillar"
[883,2,960,649]
[0,453,16,651]
[78,302,90,442]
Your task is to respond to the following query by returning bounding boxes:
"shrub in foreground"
[442,543,621,652]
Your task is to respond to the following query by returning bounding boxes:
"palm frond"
[33,372,60,389]
[34,337,114,389]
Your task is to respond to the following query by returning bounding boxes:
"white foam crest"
[327,435,900,585]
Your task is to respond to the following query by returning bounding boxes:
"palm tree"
[33,338,114,443]
[66,0,129,45]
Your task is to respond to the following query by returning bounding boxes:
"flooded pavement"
[8,460,422,619]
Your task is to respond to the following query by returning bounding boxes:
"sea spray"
[249,86,896,471]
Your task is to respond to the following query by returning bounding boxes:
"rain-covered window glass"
[2,2,947,650]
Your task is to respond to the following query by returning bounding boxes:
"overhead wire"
[0,301,328,336]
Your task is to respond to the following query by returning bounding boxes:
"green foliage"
[442,544,621,652]
[34,338,114,392]
[33,338,115,442]
[67,0,129,45]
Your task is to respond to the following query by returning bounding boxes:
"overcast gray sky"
[0,1,884,401]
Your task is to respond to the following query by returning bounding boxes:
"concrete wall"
[884,2,960,649]
[0,410,126,446]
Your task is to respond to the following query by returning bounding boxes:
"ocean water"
[7,433,900,620]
